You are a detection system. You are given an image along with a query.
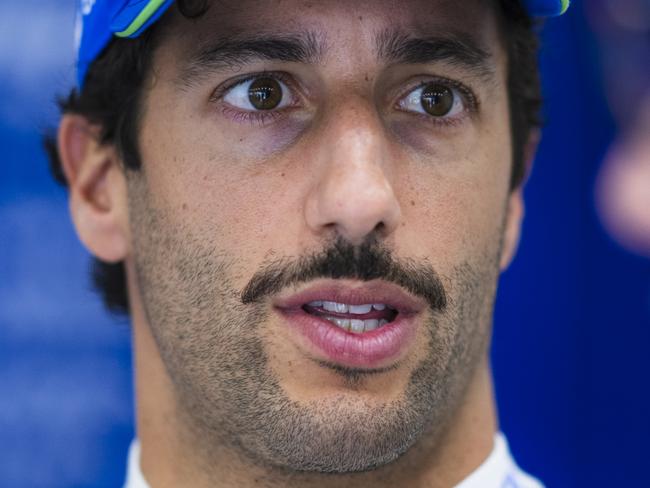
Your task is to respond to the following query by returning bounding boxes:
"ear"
[499,187,524,270]
[57,114,130,263]
[499,129,541,271]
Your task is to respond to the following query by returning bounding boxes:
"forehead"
[156,0,504,69]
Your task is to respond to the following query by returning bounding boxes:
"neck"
[129,268,497,488]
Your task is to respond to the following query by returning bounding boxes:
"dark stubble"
[128,181,501,477]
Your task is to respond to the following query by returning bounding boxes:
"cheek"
[139,102,293,241]
[138,141,307,276]
[397,127,512,264]
[393,89,513,262]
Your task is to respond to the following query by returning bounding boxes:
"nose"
[304,107,402,245]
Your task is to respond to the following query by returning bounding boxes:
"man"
[48,0,570,486]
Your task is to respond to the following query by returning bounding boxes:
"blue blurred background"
[1,1,649,486]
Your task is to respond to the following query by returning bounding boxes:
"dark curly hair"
[44,0,542,316]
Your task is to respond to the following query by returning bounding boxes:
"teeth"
[335,302,349,313]
[316,301,388,314]
[364,319,379,332]
[325,317,391,334]
[348,304,372,314]
[331,317,350,331]
[350,319,365,333]
[322,301,350,313]
[322,301,335,312]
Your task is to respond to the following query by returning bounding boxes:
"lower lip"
[276,308,419,369]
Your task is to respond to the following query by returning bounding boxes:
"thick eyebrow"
[375,28,495,81]
[177,31,325,88]
[176,28,494,88]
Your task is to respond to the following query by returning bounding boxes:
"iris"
[420,83,454,117]
[248,77,283,110]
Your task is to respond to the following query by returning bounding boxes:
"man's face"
[126,0,516,473]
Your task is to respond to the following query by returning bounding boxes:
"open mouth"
[302,301,399,334]
[273,280,424,368]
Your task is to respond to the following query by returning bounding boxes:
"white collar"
[125,438,148,488]
[124,433,543,488]
[454,433,543,488]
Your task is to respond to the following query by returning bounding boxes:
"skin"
[58,0,529,486]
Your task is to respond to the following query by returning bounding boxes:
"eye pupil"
[420,83,454,116]
[248,77,283,110]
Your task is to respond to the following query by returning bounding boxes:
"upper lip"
[272,279,426,315]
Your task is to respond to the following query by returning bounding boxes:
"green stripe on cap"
[115,0,168,38]
[560,0,570,14]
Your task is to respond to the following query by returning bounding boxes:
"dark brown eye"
[248,77,283,110]
[420,83,454,116]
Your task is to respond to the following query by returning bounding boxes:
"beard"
[127,181,501,475]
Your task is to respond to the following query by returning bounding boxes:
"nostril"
[303,163,402,242]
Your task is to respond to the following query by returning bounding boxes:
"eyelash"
[211,72,479,127]
[221,105,288,125]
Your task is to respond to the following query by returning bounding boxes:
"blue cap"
[75,0,174,87]
[75,0,570,87]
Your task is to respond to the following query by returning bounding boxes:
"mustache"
[240,236,447,312]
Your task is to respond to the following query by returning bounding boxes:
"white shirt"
[124,433,543,488]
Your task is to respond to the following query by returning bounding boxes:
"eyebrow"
[177,27,495,88]
[177,31,325,88]
[375,28,495,81]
